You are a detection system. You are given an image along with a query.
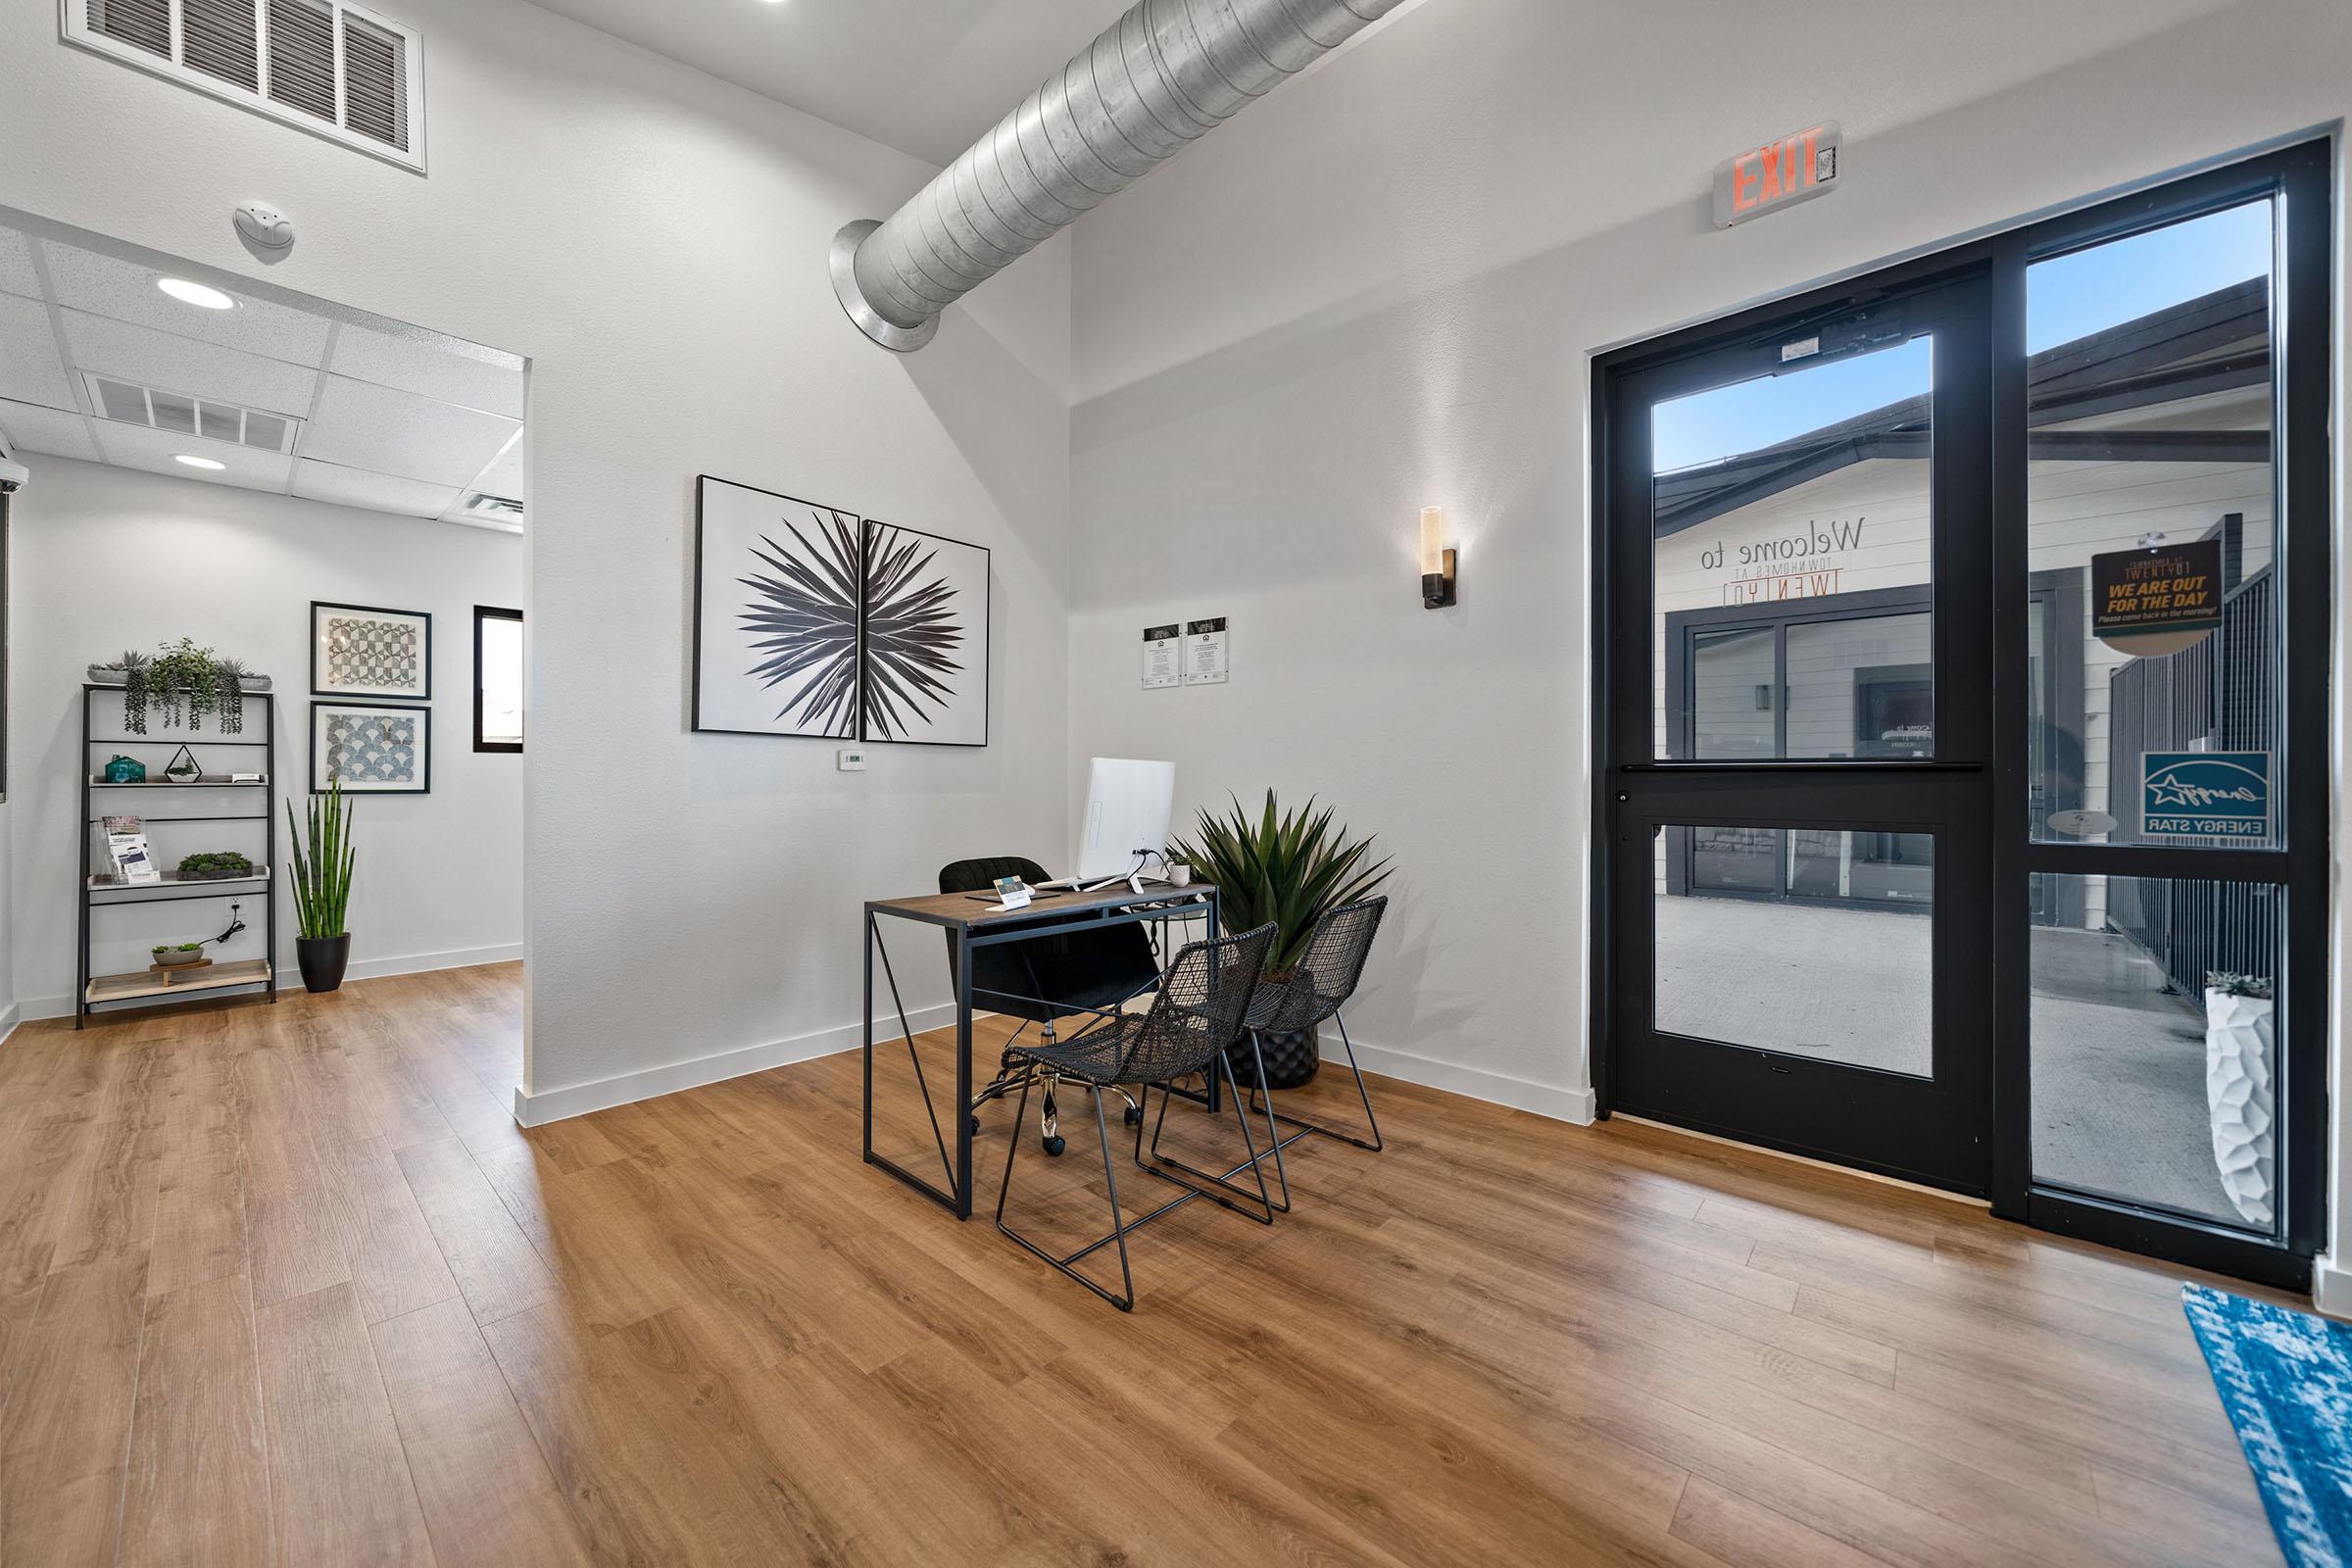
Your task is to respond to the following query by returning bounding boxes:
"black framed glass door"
[1596,264,1997,1194]
[1987,143,2331,1289]
[1594,139,2331,1288]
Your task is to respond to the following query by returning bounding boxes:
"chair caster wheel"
[1123,1105,1143,1126]
[1042,1135,1066,1156]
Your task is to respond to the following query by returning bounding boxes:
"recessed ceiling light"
[157,277,236,311]
[173,454,227,470]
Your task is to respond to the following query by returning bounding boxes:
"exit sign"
[1714,122,1841,227]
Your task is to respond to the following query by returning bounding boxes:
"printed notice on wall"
[1183,617,1229,686]
[2091,539,2222,656]
[1141,624,1180,690]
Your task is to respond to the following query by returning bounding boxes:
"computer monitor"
[1071,758,1175,884]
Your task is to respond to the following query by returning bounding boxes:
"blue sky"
[1651,200,2272,474]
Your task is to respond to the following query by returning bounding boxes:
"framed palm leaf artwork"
[692,476,863,738]
[860,520,989,748]
[692,475,991,747]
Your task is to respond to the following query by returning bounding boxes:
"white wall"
[9,455,524,1015]
[0,0,1073,1116]
[1065,0,2352,1252]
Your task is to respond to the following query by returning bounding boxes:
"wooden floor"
[0,964,2289,1566]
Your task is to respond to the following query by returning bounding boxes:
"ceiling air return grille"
[450,492,525,533]
[83,372,303,454]
[67,0,424,171]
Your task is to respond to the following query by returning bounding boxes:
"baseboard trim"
[514,1003,964,1127]
[0,1003,20,1048]
[2312,1256,2352,1319]
[346,942,524,982]
[1332,1034,1595,1125]
[15,942,528,1021]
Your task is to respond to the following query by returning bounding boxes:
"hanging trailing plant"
[215,657,248,735]
[118,650,153,736]
[149,638,221,730]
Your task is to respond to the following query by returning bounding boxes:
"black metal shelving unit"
[77,682,278,1027]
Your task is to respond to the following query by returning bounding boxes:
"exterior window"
[473,606,523,753]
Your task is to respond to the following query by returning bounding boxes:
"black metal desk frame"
[861,885,1220,1219]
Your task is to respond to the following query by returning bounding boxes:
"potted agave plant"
[2204,971,2276,1227]
[286,776,357,994]
[1172,791,1390,1090]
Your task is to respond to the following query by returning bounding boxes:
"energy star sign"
[1715,122,1841,227]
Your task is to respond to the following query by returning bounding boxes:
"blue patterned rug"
[2182,1284,2352,1568]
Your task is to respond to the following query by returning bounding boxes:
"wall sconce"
[1419,507,1457,609]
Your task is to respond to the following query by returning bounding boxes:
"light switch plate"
[837,748,867,772]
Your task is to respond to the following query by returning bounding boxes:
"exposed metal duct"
[830,0,1404,352]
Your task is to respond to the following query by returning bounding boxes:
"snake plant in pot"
[286,777,357,993]
[1171,792,1390,1089]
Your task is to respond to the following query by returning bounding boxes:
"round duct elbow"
[831,0,1404,352]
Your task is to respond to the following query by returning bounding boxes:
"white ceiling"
[0,220,527,533]
[531,0,1131,165]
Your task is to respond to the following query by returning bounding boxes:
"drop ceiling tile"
[42,242,332,366]
[64,310,318,416]
[466,428,525,499]
[0,398,101,462]
[93,420,293,493]
[0,227,40,300]
[291,460,462,519]
[0,293,74,409]
[300,374,520,486]
[328,323,525,419]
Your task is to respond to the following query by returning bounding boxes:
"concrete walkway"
[1652,894,2243,1225]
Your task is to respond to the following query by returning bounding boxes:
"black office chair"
[1232,896,1389,1211]
[938,857,1162,1155]
[994,922,1278,1312]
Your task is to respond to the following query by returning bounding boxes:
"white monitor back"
[1074,758,1175,882]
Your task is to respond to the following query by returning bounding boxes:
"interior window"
[474,605,524,753]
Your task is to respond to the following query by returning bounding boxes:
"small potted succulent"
[286,776,357,994]
[2204,971,2276,1227]
[151,942,207,968]
[176,851,254,882]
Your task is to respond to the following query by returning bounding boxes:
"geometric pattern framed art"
[691,474,991,748]
[312,601,431,701]
[312,700,431,794]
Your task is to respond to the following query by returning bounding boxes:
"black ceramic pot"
[296,934,352,994]
[1229,1022,1321,1092]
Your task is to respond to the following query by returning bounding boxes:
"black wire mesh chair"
[1233,896,1389,1212]
[993,921,1277,1312]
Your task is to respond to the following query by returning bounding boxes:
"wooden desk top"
[867,881,1215,931]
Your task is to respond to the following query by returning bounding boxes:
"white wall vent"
[66,0,425,172]
[82,371,304,453]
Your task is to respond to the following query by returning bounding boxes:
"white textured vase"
[2204,990,2277,1228]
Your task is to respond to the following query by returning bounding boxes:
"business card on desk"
[993,875,1033,910]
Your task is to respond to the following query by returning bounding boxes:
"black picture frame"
[690,475,993,748]
[311,699,432,795]
[473,605,523,754]
[858,518,991,750]
[311,600,432,701]
[690,474,862,740]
